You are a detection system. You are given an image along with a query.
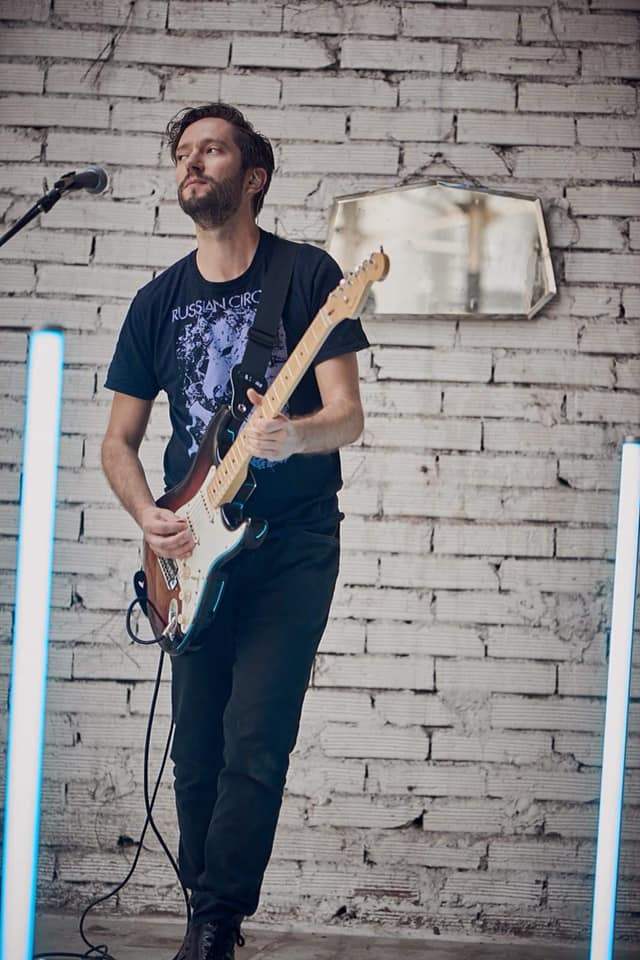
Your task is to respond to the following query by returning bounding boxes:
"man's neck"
[194,218,261,283]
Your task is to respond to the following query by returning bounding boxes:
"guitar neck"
[205,302,337,509]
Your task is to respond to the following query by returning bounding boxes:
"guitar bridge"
[158,556,179,591]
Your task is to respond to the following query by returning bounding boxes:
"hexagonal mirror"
[326,181,556,319]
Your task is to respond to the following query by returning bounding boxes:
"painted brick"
[349,110,454,142]
[282,76,395,107]
[0,126,43,160]
[566,390,639,424]
[233,36,334,69]
[381,555,497,591]
[42,198,156,234]
[0,263,35,293]
[368,622,484,660]
[565,218,627,251]
[0,0,49,19]
[461,44,579,78]
[163,71,225,104]
[279,141,398,174]
[341,39,457,72]
[46,62,160,98]
[94,234,194,267]
[368,761,486,798]
[2,28,113,60]
[491,696,604,733]
[566,254,640,285]
[494,352,613,388]
[364,318,456,348]
[443,385,563,423]
[567,186,640,217]
[436,659,555,695]
[500,558,611,594]
[36,265,151,299]
[368,835,484,870]
[555,527,615,560]
[306,796,425,829]
[373,348,492,382]
[284,2,399,36]
[486,627,573,662]
[434,523,554,558]
[363,415,481,451]
[55,0,167,27]
[0,63,44,93]
[616,357,640,390]
[113,33,230,67]
[443,873,543,906]
[438,453,556,488]
[577,118,640,150]
[314,654,434,691]
[458,113,574,147]
[46,130,161,166]
[557,457,619,493]
[360,382,441,416]
[0,229,91,264]
[519,83,635,115]
[522,11,639,45]
[512,148,633,182]
[582,45,640,79]
[403,5,517,39]
[404,141,514,177]
[320,723,428,760]
[399,78,514,111]
[433,731,551,764]
[0,95,110,128]
[169,1,282,32]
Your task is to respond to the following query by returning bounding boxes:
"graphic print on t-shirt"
[174,288,288,467]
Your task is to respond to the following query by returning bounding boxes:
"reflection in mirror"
[326,182,556,319]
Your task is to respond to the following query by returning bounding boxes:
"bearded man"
[101,103,368,960]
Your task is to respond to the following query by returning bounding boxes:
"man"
[101,103,368,960]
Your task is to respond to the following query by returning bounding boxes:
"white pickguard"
[173,467,247,635]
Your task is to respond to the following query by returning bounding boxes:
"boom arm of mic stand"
[0,185,64,250]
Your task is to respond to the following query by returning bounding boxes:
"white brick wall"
[0,0,639,945]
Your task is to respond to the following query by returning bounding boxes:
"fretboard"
[204,302,337,511]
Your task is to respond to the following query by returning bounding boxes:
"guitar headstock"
[326,250,390,323]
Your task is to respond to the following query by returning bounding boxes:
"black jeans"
[169,524,340,925]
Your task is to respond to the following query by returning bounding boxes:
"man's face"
[175,117,248,229]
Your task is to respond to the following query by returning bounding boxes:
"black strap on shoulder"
[229,234,298,421]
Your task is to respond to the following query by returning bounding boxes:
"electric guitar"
[140,250,390,655]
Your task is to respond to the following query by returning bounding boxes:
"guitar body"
[142,406,267,656]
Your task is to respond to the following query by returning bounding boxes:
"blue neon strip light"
[589,439,640,960]
[1,329,64,960]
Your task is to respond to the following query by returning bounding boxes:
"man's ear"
[246,167,268,193]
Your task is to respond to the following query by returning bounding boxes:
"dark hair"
[166,102,274,216]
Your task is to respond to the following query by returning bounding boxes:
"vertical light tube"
[1,329,64,960]
[589,437,640,960]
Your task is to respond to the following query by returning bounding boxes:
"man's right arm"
[101,392,194,559]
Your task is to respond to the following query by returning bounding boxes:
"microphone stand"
[0,174,78,250]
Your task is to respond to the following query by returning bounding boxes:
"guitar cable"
[34,607,191,960]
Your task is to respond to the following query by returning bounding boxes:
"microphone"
[53,166,109,195]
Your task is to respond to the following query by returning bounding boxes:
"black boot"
[187,917,246,960]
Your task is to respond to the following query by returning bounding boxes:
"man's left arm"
[244,352,364,460]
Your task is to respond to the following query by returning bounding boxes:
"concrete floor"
[35,914,640,960]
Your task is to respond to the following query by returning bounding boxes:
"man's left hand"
[243,387,303,461]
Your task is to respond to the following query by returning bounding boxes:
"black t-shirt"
[105,229,369,529]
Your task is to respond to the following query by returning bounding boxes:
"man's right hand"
[139,505,196,559]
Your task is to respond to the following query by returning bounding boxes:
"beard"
[177,169,244,228]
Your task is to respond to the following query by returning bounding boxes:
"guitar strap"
[229,233,299,424]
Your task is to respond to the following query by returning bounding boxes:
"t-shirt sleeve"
[310,249,370,365]
[104,294,160,400]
